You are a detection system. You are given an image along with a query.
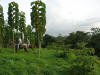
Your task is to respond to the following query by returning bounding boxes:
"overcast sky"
[0,0,100,36]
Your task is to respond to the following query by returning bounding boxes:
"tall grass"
[0,48,100,75]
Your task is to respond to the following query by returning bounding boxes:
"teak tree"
[19,11,26,41]
[0,5,4,35]
[0,5,4,50]
[8,2,19,46]
[31,0,46,57]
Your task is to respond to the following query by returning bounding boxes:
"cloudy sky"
[0,0,100,36]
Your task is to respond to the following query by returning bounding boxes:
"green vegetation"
[31,0,46,57]
[0,48,100,75]
[8,2,19,45]
[0,4,4,50]
[0,0,100,75]
[19,11,26,41]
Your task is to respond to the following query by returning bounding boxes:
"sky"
[0,0,100,36]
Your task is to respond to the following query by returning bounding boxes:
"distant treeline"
[42,28,100,56]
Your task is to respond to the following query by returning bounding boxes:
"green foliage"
[88,33,100,56]
[8,2,19,29]
[0,48,100,75]
[88,28,100,56]
[67,56,98,75]
[65,31,89,48]
[91,28,100,35]
[2,26,12,47]
[0,1,100,75]
[31,1,46,40]
[18,11,26,42]
[8,2,19,45]
[0,5,4,31]
[31,0,46,57]
[63,48,99,75]
[0,5,4,49]
[19,11,26,33]
[25,25,35,44]
[42,34,56,47]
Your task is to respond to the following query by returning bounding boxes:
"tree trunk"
[38,39,41,58]
[0,37,2,53]
[12,29,15,52]
[21,32,23,42]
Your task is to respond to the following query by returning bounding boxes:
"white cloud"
[0,0,100,36]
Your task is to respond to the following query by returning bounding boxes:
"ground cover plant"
[0,48,100,75]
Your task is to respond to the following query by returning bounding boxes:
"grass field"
[0,48,100,75]
[0,48,69,75]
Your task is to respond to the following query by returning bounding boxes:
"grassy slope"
[0,48,68,75]
[0,48,100,75]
